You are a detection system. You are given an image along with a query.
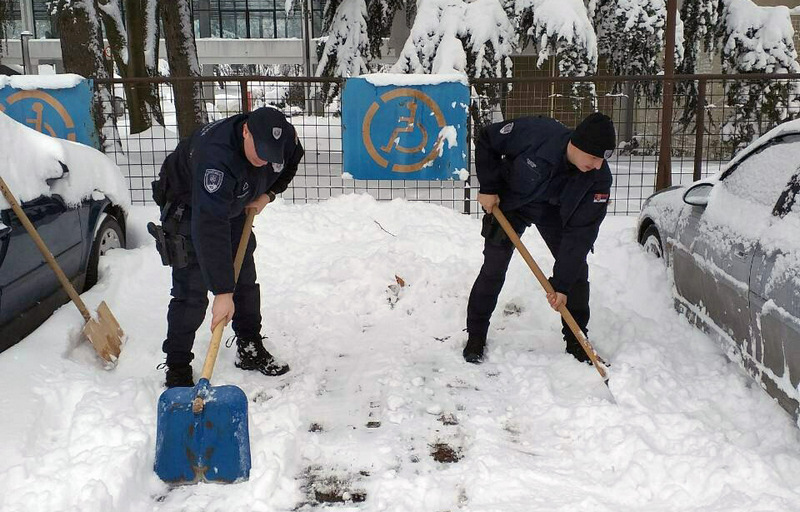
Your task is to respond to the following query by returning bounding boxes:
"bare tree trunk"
[54,0,116,150]
[97,0,163,134]
[124,0,164,133]
[0,0,10,55]
[160,0,207,138]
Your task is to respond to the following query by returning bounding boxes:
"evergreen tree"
[716,0,800,152]
[316,0,371,99]
[594,0,667,100]
[676,0,719,127]
[515,0,598,105]
[392,0,516,127]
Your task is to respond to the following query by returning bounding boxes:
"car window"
[704,136,800,243]
[722,135,800,207]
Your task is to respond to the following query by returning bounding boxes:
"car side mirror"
[683,182,714,207]
[0,222,10,238]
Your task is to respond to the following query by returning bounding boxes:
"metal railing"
[94,73,800,215]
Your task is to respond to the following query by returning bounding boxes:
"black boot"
[159,362,195,388]
[565,338,591,364]
[233,335,290,376]
[463,334,486,364]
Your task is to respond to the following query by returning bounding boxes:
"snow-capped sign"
[0,76,100,150]
[342,75,469,180]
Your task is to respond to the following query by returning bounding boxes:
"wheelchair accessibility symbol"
[0,90,78,141]
[362,88,447,173]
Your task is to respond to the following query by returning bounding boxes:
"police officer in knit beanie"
[570,112,616,160]
[464,111,615,366]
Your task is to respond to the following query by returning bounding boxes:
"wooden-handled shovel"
[154,208,257,484]
[492,208,608,382]
[0,176,123,363]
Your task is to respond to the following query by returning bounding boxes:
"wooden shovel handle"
[492,208,607,380]
[199,208,257,382]
[0,176,91,321]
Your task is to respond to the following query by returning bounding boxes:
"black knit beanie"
[570,112,616,159]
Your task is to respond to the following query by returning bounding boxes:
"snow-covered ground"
[1,195,799,512]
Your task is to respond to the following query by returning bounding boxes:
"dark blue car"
[0,188,126,352]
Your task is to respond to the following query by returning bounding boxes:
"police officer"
[151,107,304,388]
[463,112,615,364]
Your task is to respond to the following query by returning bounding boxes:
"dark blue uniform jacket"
[475,116,612,294]
[160,113,304,295]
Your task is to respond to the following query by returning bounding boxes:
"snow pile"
[0,110,130,209]
[1,195,800,511]
[363,73,469,87]
[0,73,85,90]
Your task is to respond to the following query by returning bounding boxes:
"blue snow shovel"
[154,209,256,484]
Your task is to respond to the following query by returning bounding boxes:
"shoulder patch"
[204,168,224,193]
[593,193,610,203]
[499,122,514,135]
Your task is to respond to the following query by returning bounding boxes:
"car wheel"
[641,224,663,259]
[85,214,125,290]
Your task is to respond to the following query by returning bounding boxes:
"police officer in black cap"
[463,112,615,364]
[151,107,304,388]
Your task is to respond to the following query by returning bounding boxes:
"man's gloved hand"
[211,292,235,331]
[477,193,499,213]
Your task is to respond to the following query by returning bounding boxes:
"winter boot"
[233,335,290,376]
[158,362,195,388]
[463,334,486,364]
[565,338,591,364]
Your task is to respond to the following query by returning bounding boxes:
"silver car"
[637,122,800,420]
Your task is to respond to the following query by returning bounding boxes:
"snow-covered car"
[636,121,800,419]
[0,111,130,352]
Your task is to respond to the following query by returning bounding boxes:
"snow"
[0,111,130,210]
[315,0,370,79]
[0,73,85,90]
[520,0,597,72]
[391,0,515,78]
[2,195,800,511]
[363,73,469,87]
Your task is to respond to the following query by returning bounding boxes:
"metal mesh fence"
[95,73,800,216]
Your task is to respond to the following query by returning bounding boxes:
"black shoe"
[232,335,290,376]
[565,340,591,364]
[159,363,195,388]
[463,334,486,364]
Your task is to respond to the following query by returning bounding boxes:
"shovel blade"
[82,301,123,362]
[154,380,251,484]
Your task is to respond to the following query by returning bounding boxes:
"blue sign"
[342,76,469,180]
[0,78,99,149]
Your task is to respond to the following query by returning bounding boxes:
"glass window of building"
[193,0,323,39]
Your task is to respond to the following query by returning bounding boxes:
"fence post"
[20,31,35,75]
[693,78,707,181]
[240,79,250,113]
[464,100,473,215]
[656,0,678,191]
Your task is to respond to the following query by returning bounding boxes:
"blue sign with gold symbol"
[342,76,469,180]
[0,78,99,149]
